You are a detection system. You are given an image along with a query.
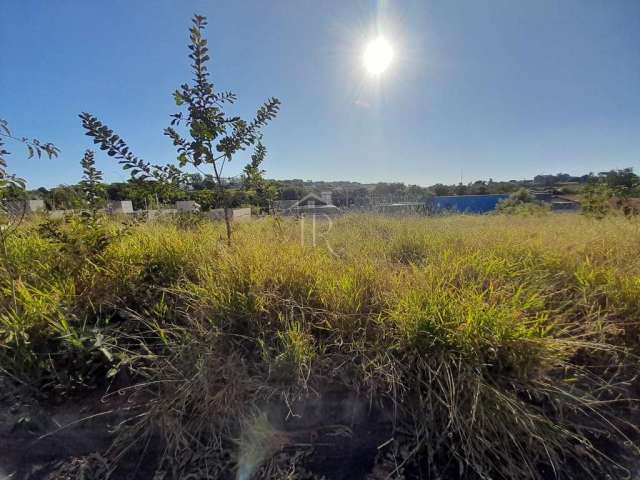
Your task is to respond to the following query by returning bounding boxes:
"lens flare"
[363,36,393,75]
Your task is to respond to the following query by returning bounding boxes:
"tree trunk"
[223,202,232,246]
[213,163,232,246]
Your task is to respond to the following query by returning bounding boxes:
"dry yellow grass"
[1,213,639,478]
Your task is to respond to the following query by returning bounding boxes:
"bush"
[497,188,549,215]
[581,183,612,218]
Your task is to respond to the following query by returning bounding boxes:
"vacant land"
[1,214,639,479]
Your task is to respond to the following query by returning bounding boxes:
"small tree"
[497,188,531,210]
[496,188,549,215]
[79,149,105,216]
[38,150,124,275]
[581,183,611,219]
[80,14,280,244]
[603,168,640,216]
[242,140,278,213]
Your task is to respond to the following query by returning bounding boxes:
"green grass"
[1,213,639,478]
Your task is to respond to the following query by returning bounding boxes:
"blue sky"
[1,0,639,188]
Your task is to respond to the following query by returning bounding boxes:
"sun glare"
[363,36,393,75]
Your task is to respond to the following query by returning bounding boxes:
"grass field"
[1,213,639,479]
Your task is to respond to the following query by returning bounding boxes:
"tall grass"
[1,214,639,478]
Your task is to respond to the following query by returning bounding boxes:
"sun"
[363,36,393,75]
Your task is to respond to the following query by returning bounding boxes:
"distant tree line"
[10,167,639,211]
[16,176,258,211]
[276,168,640,207]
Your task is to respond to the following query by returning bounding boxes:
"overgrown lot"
[1,214,639,479]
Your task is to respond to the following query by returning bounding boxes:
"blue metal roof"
[430,194,510,214]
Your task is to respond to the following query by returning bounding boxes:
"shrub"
[581,183,612,218]
[497,188,549,215]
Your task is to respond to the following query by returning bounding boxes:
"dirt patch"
[1,383,404,480]
[0,377,135,480]
[2,379,638,480]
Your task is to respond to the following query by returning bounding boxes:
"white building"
[4,199,45,216]
[176,201,201,213]
[108,200,134,214]
[320,191,333,205]
[206,208,251,222]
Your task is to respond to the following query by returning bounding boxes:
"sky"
[1,0,639,188]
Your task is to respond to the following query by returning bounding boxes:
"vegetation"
[10,167,640,214]
[0,120,60,365]
[581,183,612,219]
[242,141,278,213]
[496,188,550,215]
[79,14,280,244]
[0,118,59,193]
[1,10,639,480]
[79,149,106,215]
[1,213,639,478]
